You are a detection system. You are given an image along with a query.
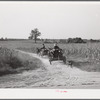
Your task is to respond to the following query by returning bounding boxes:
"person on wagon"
[53,43,59,50]
[41,43,46,50]
[53,43,60,58]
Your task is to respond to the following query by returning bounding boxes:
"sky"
[0,1,100,39]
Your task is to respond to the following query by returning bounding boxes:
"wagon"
[48,49,66,65]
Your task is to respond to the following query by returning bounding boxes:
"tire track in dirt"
[0,50,100,88]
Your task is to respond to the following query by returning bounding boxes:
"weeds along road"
[0,50,100,88]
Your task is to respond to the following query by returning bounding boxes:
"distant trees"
[67,37,86,43]
[39,38,86,43]
[89,39,100,43]
[0,37,4,41]
[28,28,41,43]
[59,39,67,43]
[0,37,8,41]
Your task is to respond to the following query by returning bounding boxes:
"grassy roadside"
[0,47,45,76]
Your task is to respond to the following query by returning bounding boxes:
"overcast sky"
[0,2,100,39]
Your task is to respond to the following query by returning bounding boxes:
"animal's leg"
[63,56,66,64]
[49,59,52,65]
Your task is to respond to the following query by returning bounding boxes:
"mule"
[36,48,49,57]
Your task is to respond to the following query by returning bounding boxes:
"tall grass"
[1,40,100,72]
[0,47,45,76]
[17,42,100,72]
[62,43,100,72]
[63,43,100,60]
[17,43,100,60]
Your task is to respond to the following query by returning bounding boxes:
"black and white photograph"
[0,1,100,90]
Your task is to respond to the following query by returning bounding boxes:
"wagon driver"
[41,43,46,50]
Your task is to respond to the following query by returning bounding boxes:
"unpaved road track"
[0,51,100,88]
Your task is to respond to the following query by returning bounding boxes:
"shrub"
[67,37,86,43]
[0,47,45,76]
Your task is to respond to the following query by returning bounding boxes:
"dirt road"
[0,51,100,88]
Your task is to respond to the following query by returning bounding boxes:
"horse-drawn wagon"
[36,47,66,65]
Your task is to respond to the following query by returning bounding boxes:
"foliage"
[89,39,100,43]
[67,37,86,43]
[28,28,41,43]
[0,47,45,76]
[1,40,100,72]
[17,42,100,72]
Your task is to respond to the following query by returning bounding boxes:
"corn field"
[18,42,100,61]
[1,41,100,72]
[62,43,100,61]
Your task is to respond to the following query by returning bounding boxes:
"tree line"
[28,28,100,43]
[0,28,100,43]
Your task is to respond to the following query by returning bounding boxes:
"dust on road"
[0,50,100,88]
